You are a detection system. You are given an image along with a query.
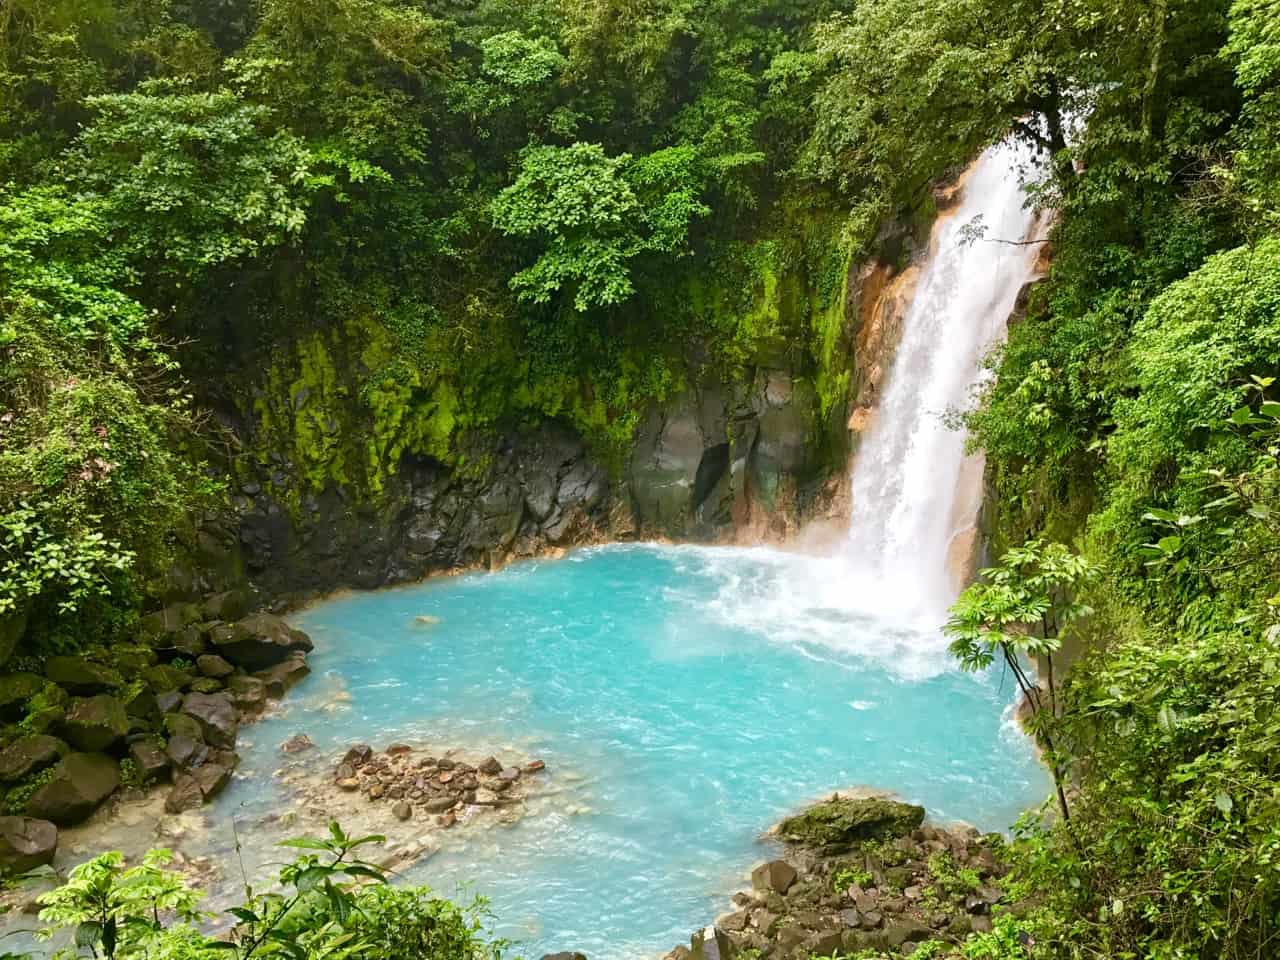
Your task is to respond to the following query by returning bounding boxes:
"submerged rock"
[776,796,925,848]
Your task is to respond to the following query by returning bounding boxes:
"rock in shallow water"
[776,796,925,848]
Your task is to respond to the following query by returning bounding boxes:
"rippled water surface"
[205,543,1047,959]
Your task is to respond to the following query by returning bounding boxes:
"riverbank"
[662,795,1013,960]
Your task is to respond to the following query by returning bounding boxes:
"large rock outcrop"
[26,753,120,826]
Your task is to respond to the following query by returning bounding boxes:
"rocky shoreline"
[0,589,314,876]
[660,794,1010,960]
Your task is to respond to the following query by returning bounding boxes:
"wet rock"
[27,753,120,825]
[498,766,521,783]
[478,756,502,775]
[62,695,129,752]
[181,692,239,748]
[392,801,412,821]
[386,743,412,756]
[524,759,546,773]
[281,734,314,754]
[368,783,385,800]
[423,796,454,814]
[255,654,310,698]
[214,614,313,670]
[189,678,224,695]
[776,797,926,848]
[343,744,373,767]
[44,657,122,695]
[197,655,235,679]
[0,736,67,783]
[541,954,587,960]
[128,741,170,782]
[337,778,360,791]
[751,860,798,895]
[0,816,57,873]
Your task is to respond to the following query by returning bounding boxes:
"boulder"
[0,736,67,783]
[255,654,310,698]
[44,657,122,695]
[61,695,129,752]
[751,860,798,895]
[478,756,502,776]
[0,673,46,721]
[0,816,57,873]
[144,664,192,695]
[212,614,312,671]
[192,761,233,799]
[280,734,314,754]
[343,744,373,767]
[0,605,28,668]
[122,687,159,721]
[188,678,224,695]
[163,712,205,743]
[226,676,267,713]
[164,627,207,660]
[776,797,925,848]
[196,655,235,679]
[181,692,239,749]
[26,753,120,825]
[128,741,171,782]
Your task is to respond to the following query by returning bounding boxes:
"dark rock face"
[62,695,129,752]
[128,741,171,782]
[776,797,926,849]
[27,753,121,825]
[752,861,799,895]
[0,816,57,873]
[0,736,67,783]
[232,365,849,597]
[255,654,309,698]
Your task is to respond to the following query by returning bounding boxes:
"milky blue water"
[210,543,1047,959]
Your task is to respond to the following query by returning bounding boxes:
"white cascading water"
[843,136,1050,622]
[702,135,1049,678]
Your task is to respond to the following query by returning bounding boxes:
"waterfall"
[698,136,1049,678]
[844,137,1049,623]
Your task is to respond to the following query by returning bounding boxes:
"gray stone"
[181,692,239,748]
[192,762,233,799]
[226,675,267,713]
[478,756,502,776]
[392,801,412,821]
[423,796,454,813]
[62,695,129,752]
[26,753,120,825]
[164,774,204,814]
[690,926,733,960]
[0,816,57,873]
[281,734,314,754]
[343,744,373,767]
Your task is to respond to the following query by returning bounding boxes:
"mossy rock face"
[777,797,925,848]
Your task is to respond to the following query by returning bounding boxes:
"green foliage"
[830,865,873,892]
[3,766,54,816]
[35,823,504,960]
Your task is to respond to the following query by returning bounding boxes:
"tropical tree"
[945,539,1095,822]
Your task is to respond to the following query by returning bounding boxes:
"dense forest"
[2,0,1280,958]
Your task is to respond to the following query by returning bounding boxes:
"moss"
[777,797,925,849]
[4,765,54,815]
